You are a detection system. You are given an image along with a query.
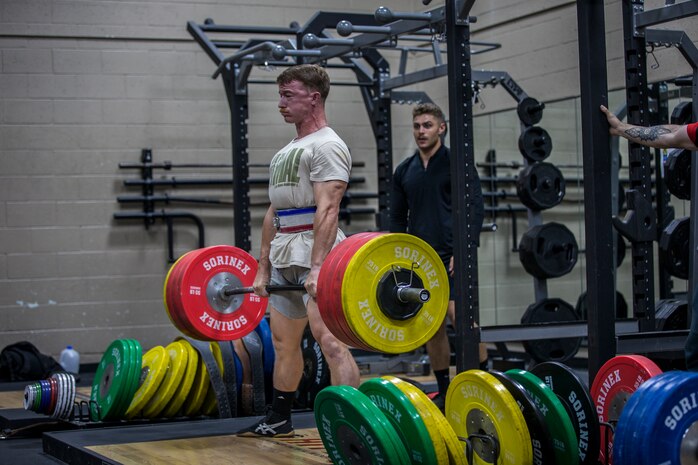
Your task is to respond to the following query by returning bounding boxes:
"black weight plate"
[655,299,688,331]
[521,298,582,363]
[518,222,578,279]
[294,325,330,409]
[518,126,553,163]
[517,97,545,126]
[489,371,556,465]
[575,290,628,319]
[516,162,566,210]
[530,361,600,465]
[670,101,693,125]
[659,216,689,280]
[663,149,691,200]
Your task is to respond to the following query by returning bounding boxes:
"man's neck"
[418,140,442,165]
[295,111,328,139]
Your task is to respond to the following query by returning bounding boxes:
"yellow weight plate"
[124,345,168,419]
[201,341,224,416]
[446,370,532,465]
[383,376,453,465]
[160,339,199,418]
[342,233,449,353]
[142,340,188,418]
[181,342,210,417]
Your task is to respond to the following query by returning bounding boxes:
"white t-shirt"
[268,127,351,268]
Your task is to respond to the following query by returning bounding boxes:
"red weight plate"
[175,245,264,341]
[318,233,378,350]
[166,252,199,335]
[326,233,381,350]
[317,234,367,347]
[48,377,58,416]
[333,233,383,350]
[590,354,662,463]
[167,250,202,339]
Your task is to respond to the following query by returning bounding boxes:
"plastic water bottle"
[59,345,80,374]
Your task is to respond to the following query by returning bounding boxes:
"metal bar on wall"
[576,0,617,379]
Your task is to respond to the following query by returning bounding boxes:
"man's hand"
[252,266,271,298]
[600,105,626,137]
[305,265,321,299]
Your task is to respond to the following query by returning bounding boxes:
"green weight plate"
[118,339,143,419]
[506,369,579,465]
[314,385,412,465]
[90,339,133,421]
[359,377,439,465]
[530,361,600,465]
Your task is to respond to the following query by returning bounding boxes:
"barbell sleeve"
[396,286,431,304]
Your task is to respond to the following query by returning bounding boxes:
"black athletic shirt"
[389,145,485,265]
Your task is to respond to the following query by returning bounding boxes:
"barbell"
[163,232,449,354]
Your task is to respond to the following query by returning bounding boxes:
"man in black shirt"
[390,103,487,409]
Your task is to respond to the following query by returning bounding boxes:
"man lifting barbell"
[237,64,360,438]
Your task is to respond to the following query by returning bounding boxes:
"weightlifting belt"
[273,207,316,233]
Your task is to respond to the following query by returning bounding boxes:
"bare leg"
[425,300,454,372]
[306,297,360,387]
[269,305,308,392]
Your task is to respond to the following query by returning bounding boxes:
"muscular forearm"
[601,104,697,150]
[618,124,684,149]
[310,205,339,269]
[258,206,278,271]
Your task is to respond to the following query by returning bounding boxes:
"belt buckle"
[272,215,281,230]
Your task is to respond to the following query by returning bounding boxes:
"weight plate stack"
[314,385,412,465]
[360,378,440,465]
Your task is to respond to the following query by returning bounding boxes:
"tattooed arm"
[600,105,697,151]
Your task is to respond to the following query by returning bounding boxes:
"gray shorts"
[269,265,311,320]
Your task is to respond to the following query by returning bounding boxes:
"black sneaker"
[236,410,294,438]
[431,393,445,412]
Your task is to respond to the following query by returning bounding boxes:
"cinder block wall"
[0,0,694,363]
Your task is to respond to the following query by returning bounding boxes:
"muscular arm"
[253,206,278,297]
[601,105,698,151]
[305,179,347,297]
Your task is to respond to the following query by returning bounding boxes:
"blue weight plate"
[39,380,52,415]
[637,372,687,465]
[624,372,682,465]
[254,317,275,378]
[640,372,698,465]
[614,372,682,465]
